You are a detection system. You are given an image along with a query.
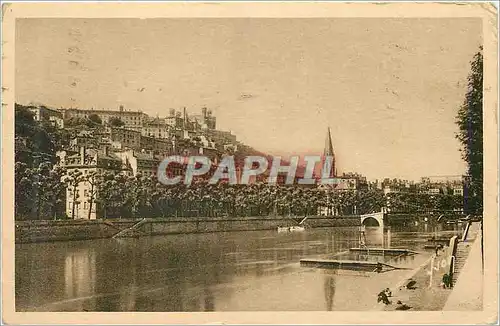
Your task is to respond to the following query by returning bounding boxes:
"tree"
[109,117,125,127]
[98,173,128,218]
[94,172,116,219]
[63,169,85,219]
[85,170,103,220]
[456,47,483,215]
[33,162,66,220]
[88,113,102,125]
[44,165,67,220]
[15,104,61,166]
[15,162,35,219]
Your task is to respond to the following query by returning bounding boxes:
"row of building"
[378,175,465,196]
[28,104,238,154]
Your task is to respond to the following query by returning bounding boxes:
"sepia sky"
[15,18,482,181]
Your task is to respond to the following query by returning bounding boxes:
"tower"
[323,127,336,178]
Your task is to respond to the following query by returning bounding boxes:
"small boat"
[277,226,305,233]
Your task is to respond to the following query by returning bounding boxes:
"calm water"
[15,224,463,311]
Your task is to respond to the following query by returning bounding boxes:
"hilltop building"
[59,105,148,130]
[28,105,64,129]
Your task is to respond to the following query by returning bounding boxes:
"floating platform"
[424,245,440,250]
[299,259,401,272]
[427,238,450,244]
[348,248,417,255]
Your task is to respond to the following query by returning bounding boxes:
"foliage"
[386,192,463,214]
[63,169,86,219]
[15,104,62,166]
[84,170,103,220]
[88,113,103,125]
[15,162,67,220]
[108,117,125,127]
[64,116,101,129]
[455,47,483,214]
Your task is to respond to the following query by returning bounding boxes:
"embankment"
[15,219,137,243]
[15,216,361,244]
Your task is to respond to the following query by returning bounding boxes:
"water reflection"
[16,226,463,312]
[364,227,384,247]
[323,271,337,311]
[64,247,96,301]
[204,287,215,311]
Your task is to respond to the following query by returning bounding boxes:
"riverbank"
[15,216,362,244]
[376,222,481,311]
[443,226,483,310]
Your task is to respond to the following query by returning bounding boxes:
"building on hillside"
[109,127,141,149]
[60,105,147,130]
[170,136,203,157]
[223,144,238,153]
[207,129,237,146]
[334,173,369,191]
[190,107,217,130]
[381,178,416,195]
[198,146,219,163]
[185,117,202,132]
[140,135,172,155]
[115,149,160,177]
[28,105,64,128]
[57,146,131,220]
[69,131,100,149]
[165,109,185,129]
[419,175,465,196]
[452,186,464,196]
[142,117,172,139]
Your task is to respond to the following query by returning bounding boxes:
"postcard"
[1,2,498,325]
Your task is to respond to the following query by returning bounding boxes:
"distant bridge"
[360,212,384,227]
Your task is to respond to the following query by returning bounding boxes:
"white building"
[57,147,129,220]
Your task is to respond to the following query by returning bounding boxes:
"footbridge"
[360,212,384,227]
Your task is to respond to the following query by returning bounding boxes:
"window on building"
[83,201,88,209]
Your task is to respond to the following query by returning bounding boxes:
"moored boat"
[277,226,305,233]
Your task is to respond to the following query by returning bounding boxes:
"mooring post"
[429,255,435,289]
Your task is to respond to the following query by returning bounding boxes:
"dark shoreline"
[15,216,363,244]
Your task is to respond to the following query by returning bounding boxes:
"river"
[15,224,463,311]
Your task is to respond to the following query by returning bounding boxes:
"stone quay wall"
[15,216,362,244]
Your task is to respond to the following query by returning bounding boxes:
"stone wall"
[15,216,361,243]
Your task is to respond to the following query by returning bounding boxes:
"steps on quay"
[451,222,481,285]
[452,243,471,285]
[112,218,147,238]
[443,225,483,311]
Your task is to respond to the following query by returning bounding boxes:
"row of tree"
[15,163,465,221]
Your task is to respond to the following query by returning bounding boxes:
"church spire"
[324,127,334,157]
[323,127,336,177]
